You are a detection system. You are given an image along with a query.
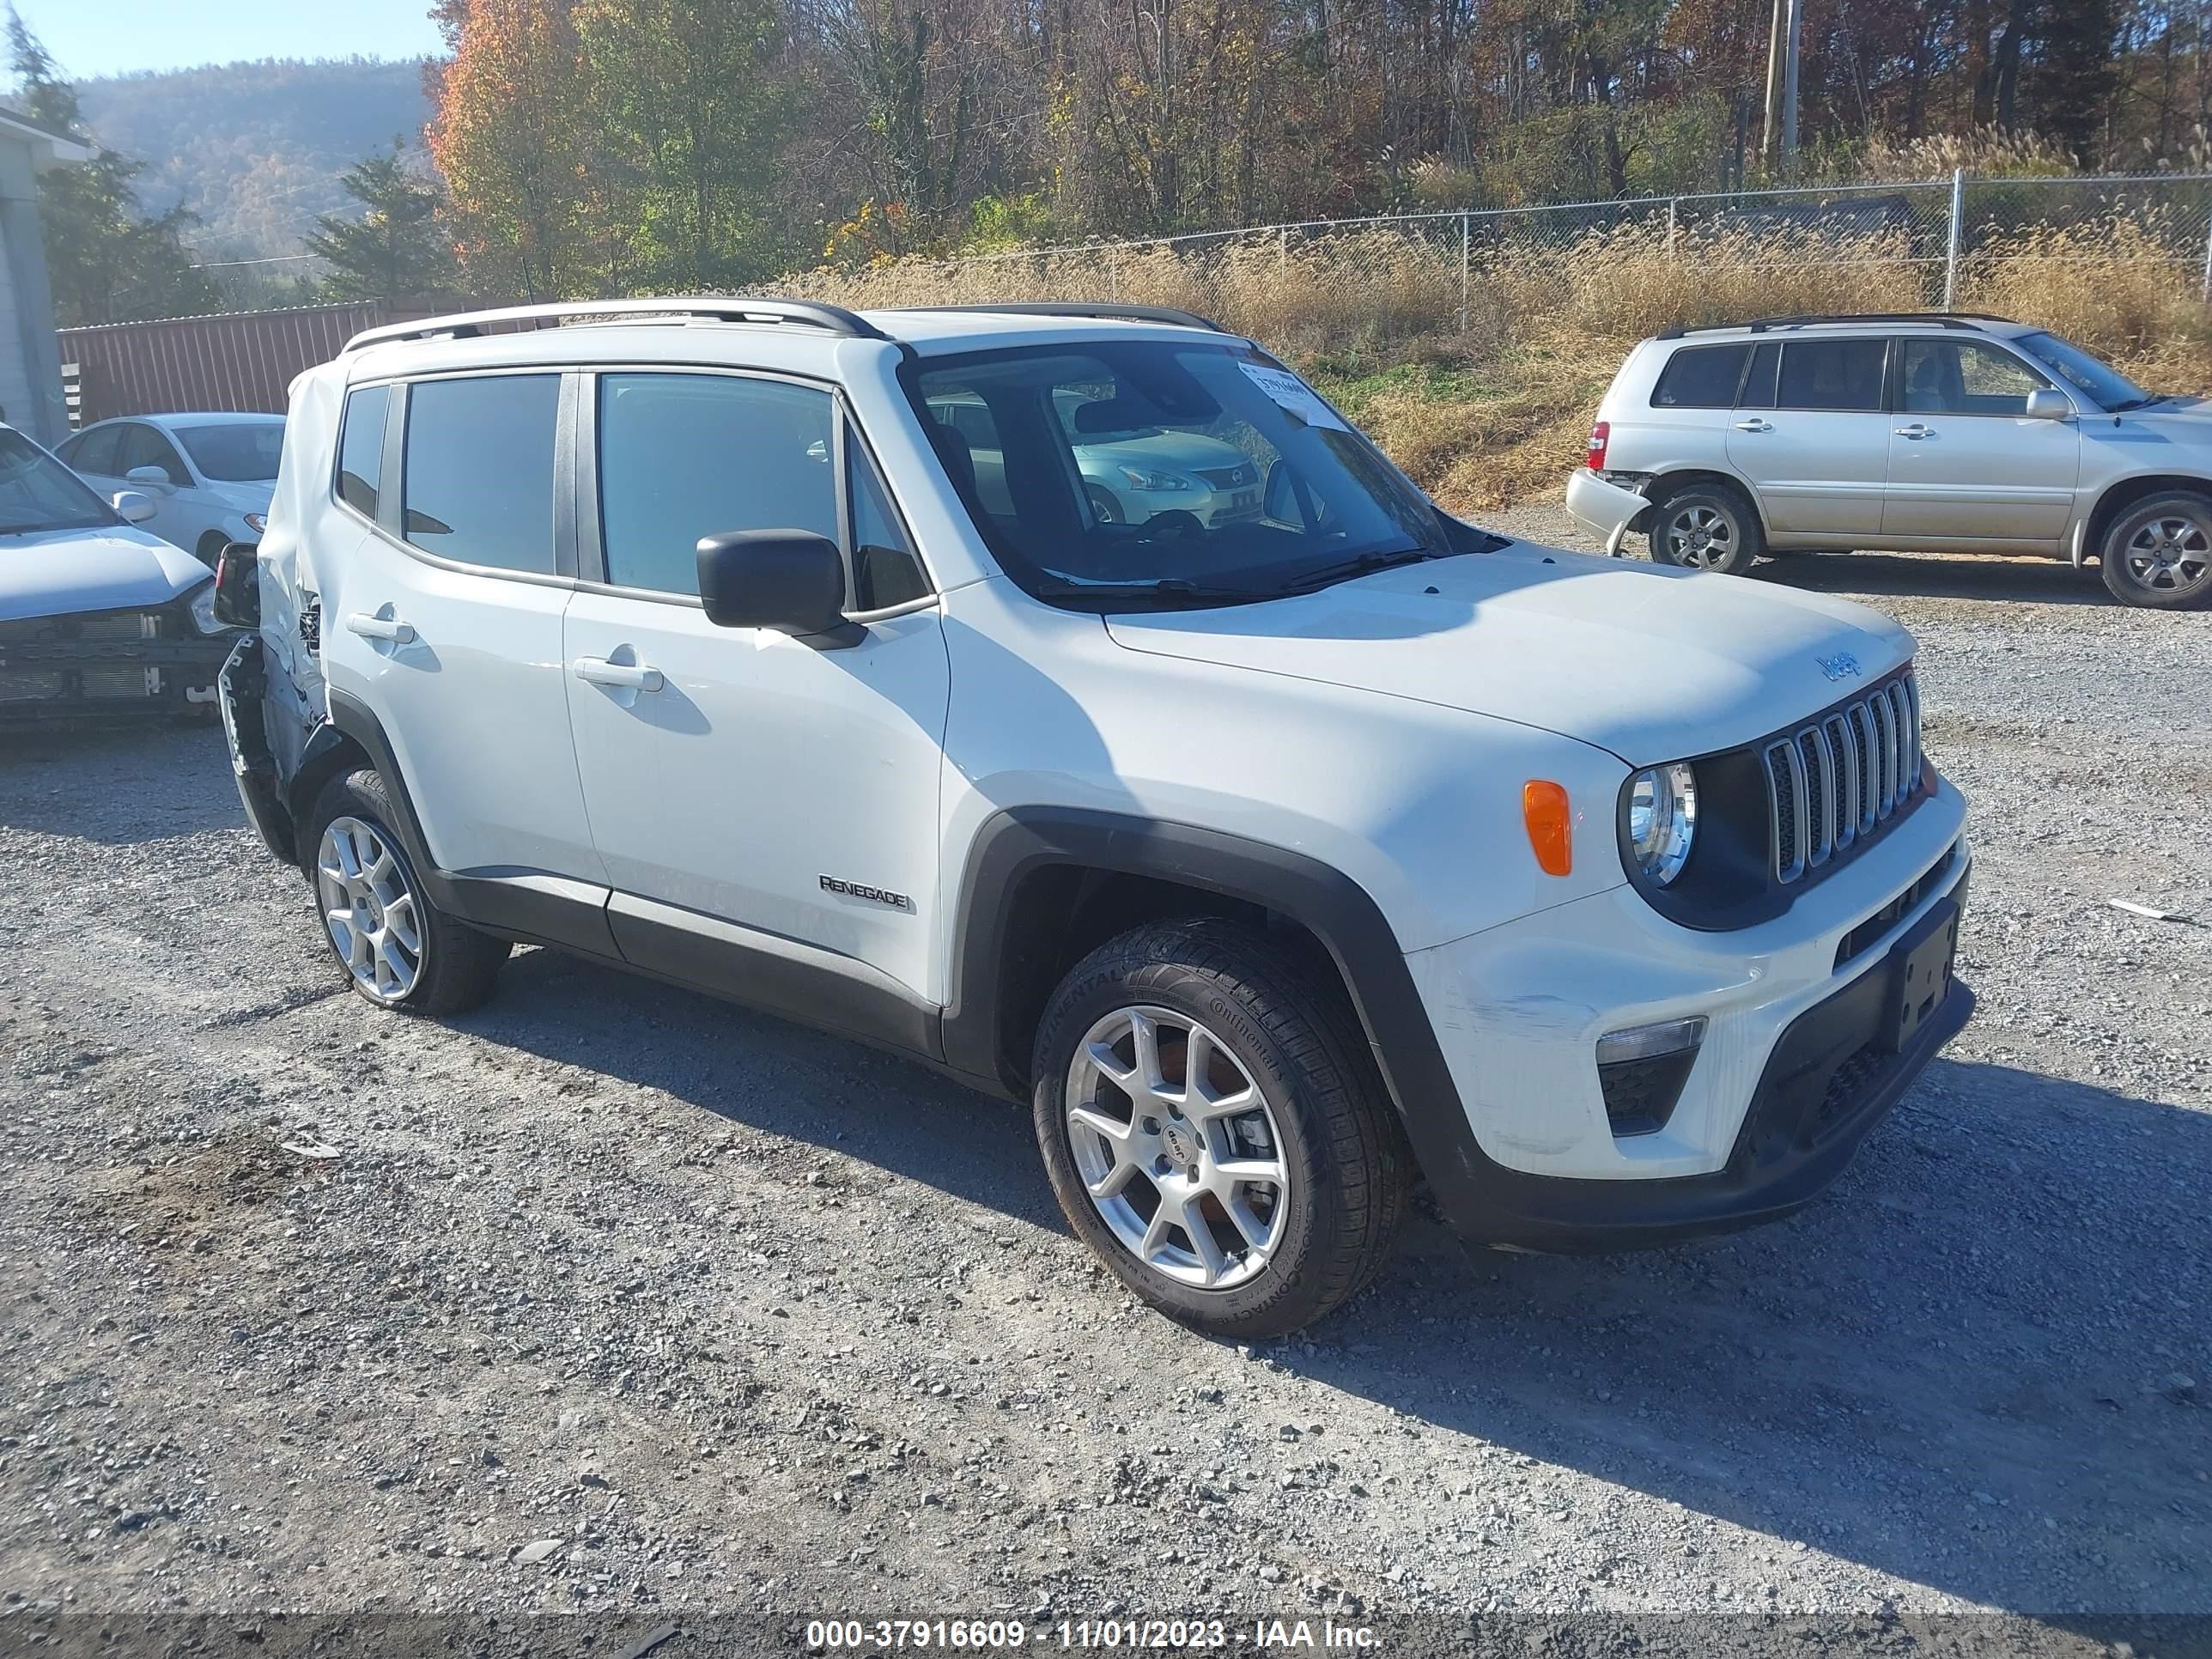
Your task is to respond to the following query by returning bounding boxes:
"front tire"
[1650,482,1765,574]
[1030,920,1411,1337]
[301,769,510,1014]
[2100,494,2212,608]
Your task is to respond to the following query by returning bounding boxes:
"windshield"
[908,342,1450,605]
[0,429,118,535]
[2013,331,2150,410]
[175,420,284,482]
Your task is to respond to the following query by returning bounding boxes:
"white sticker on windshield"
[1237,362,1350,431]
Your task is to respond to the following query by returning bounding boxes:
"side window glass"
[598,373,837,597]
[403,374,560,573]
[1650,343,1750,409]
[1954,342,2050,414]
[117,424,191,486]
[336,385,389,518]
[64,426,122,475]
[848,428,930,610]
[1738,342,1780,409]
[1776,340,1887,411]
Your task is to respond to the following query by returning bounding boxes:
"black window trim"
[1887,334,2063,420]
[572,362,938,621]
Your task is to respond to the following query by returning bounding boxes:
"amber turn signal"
[1522,781,1573,877]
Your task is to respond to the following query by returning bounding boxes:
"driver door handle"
[345,612,415,644]
[1733,418,1774,433]
[1894,423,1932,439]
[573,656,664,693]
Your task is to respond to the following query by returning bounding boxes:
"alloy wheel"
[2118,514,2212,598]
[1062,1005,1291,1291]
[1664,502,1737,568]
[315,816,424,1003]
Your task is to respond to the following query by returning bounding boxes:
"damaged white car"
[0,424,234,721]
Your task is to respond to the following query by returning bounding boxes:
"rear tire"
[1649,482,1765,575]
[2099,493,2212,609]
[301,769,510,1015]
[1030,919,1412,1337]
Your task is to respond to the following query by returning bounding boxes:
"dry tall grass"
[781,212,2212,511]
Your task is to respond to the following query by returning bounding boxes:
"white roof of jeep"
[337,299,1245,386]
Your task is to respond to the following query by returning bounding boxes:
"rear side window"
[1650,343,1750,409]
[61,425,123,476]
[598,373,838,596]
[1776,340,1887,411]
[402,374,560,573]
[336,386,388,517]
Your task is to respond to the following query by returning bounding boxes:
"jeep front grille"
[1762,672,1920,884]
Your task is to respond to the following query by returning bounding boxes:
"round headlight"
[1626,763,1698,885]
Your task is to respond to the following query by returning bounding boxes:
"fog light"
[1595,1016,1706,1137]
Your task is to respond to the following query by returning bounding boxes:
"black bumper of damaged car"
[0,633,233,721]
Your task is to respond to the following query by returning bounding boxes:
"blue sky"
[16,0,447,81]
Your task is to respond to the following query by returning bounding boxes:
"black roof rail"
[342,296,890,354]
[1656,311,2021,341]
[893,301,1230,333]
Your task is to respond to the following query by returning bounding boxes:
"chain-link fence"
[782,170,2212,348]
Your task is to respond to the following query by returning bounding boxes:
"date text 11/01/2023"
[804,1619,1384,1650]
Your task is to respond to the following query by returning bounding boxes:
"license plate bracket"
[1883,895,1960,1053]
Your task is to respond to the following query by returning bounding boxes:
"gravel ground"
[2,518,2208,1658]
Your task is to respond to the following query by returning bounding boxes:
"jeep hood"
[1103,543,1913,764]
[0,525,213,623]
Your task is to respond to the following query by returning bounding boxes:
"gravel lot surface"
[3,516,2208,1658]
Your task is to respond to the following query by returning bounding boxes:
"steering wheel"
[1131,508,1206,544]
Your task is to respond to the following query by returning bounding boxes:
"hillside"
[75,57,435,261]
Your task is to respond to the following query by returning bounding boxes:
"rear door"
[315,371,606,887]
[1882,337,2081,549]
[1724,337,1891,537]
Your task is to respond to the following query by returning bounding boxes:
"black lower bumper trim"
[217,635,295,861]
[1440,963,1973,1255]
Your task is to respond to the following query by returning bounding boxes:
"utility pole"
[1761,0,1803,168]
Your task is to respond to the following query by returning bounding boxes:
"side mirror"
[112,489,156,524]
[696,529,860,646]
[213,541,260,628]
[1263,459,1300,525]
[2024,387,2073,421]
[125,465,176,491]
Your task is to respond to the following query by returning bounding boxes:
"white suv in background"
[1566,313,2212,609]
[220,298,1972,1335]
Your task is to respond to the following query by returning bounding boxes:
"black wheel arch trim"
[939,806,1498,1215]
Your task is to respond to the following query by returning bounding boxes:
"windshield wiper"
[1273,546,1437,594]
[1030,576,1269,607]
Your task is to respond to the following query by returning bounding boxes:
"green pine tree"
[303,140,457,302]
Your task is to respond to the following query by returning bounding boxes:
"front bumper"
[0,616,232,720]
[1565,466,1650,555]
[1401,778,1972,1250]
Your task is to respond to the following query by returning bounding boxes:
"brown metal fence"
[55,302,422,426]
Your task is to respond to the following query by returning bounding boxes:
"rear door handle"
[1733,418,1773,433]
[573,656,664,693]
[345,612,415,644]
[1894,424,1932,439]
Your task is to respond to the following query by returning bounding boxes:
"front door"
[562,370,950,1003]
[1882,337,2081,549]
[1724,337,1892,538]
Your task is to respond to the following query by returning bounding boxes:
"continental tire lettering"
[819,874,915,912]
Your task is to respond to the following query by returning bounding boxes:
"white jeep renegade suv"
[219,298,1972,1335]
